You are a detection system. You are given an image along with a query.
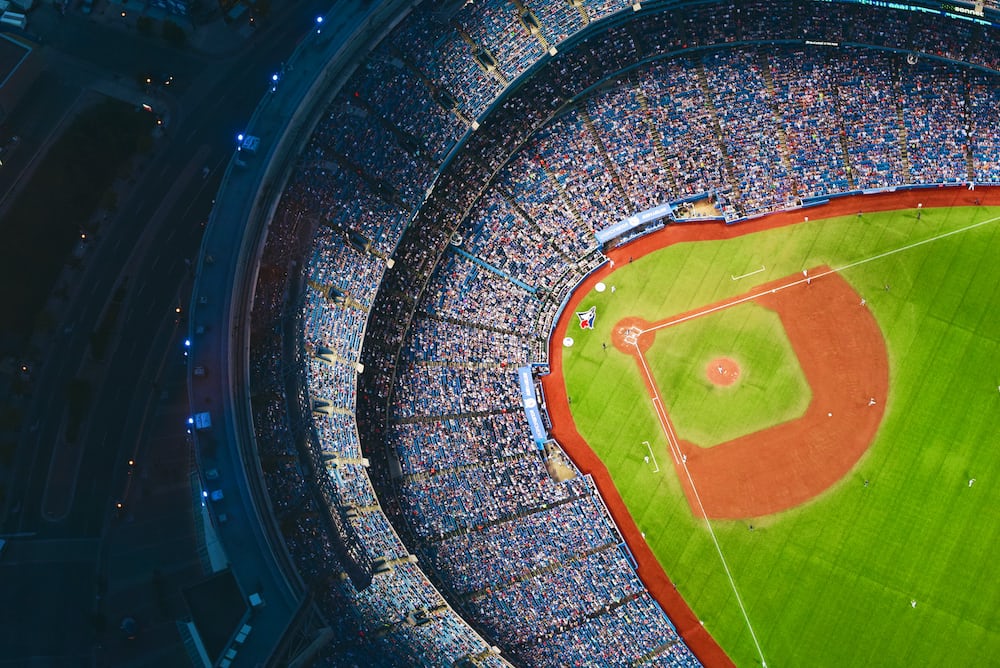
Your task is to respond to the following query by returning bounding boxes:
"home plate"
[828,412,832,417]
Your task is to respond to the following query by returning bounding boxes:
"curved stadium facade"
[241,1,1000,665]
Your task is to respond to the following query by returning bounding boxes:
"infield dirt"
[542,186,999,666]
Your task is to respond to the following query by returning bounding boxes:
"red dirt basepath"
[541,186,1000,667]
[644,268,888,519]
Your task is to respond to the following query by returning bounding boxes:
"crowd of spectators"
[969,74,1000,181]
[643,58,736,215]
[307,356,357,411]
[420,253,544,336]
[769,50,851,198]
[523,0,586,45]
[586,81,670,214]
[496,153,598,258]
[302,290,367,362]
[468,547,647,648]
[454,0,546,81]
[390,412,538,478]
[898,63,970,184]
[311,98,433,208]
[306,232,385,308]
[534,111,628,232]
[349,56,467,164]
[392,11,503,120]
[237,1,1000,665]
[533,592,694,668]
[462,41,998,226]
[830,50,908,190]
[341,561,507,665]
[459,189,570,291]
[397,453,581,537]
[390,364,521,419]
[423,493,621,595]
[402,314,535,368]
[314,412,363,461]
[705,50,796,216]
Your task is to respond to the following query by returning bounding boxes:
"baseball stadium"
[224,0,1000,665]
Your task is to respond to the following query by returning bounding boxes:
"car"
[141,72,174,87]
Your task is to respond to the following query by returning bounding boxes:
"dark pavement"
[0,0,334,664]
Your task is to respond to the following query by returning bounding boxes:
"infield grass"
[563,206,1000,667]
[645,302,811,447]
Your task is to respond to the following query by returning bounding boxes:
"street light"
[315,15,323,34]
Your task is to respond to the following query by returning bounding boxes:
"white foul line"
[625,212,1000,668]
[632,338,769,667]
[642,213,1000,336]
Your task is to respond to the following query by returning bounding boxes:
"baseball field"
[548,196,1000,666]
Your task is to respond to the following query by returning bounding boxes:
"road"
[0,1,334,664]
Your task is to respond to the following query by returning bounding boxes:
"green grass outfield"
[562,206,1000,667]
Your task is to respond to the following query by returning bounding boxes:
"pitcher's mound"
[707,357,741,386]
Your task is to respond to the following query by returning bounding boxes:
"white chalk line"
[633,341,769,667]
[626,212,1000,667]
[641,213,1000,336]
[731,264,766,281]
[643,440,661,472]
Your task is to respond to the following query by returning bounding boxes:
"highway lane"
[7,0,333,539]
[0,145,219,662]
[27,10,207,94]
[0,2,334,662]
[11,140,216,538]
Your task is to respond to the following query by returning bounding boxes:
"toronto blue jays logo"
[576,306,596,329]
